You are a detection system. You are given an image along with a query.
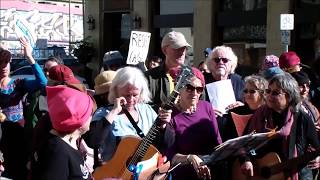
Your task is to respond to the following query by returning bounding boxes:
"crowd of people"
[0,31,320,180]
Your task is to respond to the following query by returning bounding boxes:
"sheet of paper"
[231,112,252,136]
[202,131,277,165]
[206,79,236,114]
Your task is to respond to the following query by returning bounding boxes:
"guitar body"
[232,152,286,180]
[93,136,159,180]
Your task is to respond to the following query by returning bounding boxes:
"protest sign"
[126,31,151,65]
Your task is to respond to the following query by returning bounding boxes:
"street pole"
[281,30,290,53]
[69,0,71,55]
[284,44,288,53]
[280,14,294,53]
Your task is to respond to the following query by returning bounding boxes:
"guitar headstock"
[163,65,194,110]
[174,65,194,92]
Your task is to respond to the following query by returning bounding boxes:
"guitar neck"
[129,91,179,165]
[128,65,193,166]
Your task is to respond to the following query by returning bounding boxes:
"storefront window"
[0,0,83,59]
[222,0,266,11]
[223,25,266,42]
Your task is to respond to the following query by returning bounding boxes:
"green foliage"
[72,36,95,64]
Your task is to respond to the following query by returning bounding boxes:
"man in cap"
[145,31,191,110]
[279,51,302,73]
[102,51,125,71]
[280,51,320,110]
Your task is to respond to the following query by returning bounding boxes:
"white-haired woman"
[88,66,171,163]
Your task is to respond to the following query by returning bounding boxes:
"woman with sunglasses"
[225,75,268,139]
[164,67,222,180]
[240,73,320,179]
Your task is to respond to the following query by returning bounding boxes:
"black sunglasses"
[265,89,285,96]
[213,57,230,63]
[243,89,260,94]
[185,84,204,94]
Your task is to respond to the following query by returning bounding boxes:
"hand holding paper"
[206,79,236,114]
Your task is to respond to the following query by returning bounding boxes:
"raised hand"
[105,97,127,124]
[112,97,127,114]
[19,37,35,64]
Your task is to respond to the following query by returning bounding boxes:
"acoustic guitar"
[93,65,194,180]
[232,149,320,180]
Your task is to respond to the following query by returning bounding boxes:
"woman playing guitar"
[239,73,320,179]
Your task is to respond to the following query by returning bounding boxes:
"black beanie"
[290,71,310,86]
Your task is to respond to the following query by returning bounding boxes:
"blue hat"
[263,67,284,80]
[204,48,212,57]
[103,51,125,66]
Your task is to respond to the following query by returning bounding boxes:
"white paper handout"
[201,131,277,165]
[206,79,236,114]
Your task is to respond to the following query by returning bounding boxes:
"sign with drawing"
[15,18,36,48]
[280,14,294,30]
[126,31,151,65]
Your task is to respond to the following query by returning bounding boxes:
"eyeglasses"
[213,57,230,64]
[243,89,260,94]
[185,84,204,94]
[265,89,286,96]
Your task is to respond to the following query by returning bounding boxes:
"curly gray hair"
[207,45,238,73]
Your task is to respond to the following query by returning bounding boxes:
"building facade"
[85,0,320,74]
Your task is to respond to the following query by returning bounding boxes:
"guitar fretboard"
[127,66,192,167]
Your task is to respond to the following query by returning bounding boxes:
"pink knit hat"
[46,86,94,133]
[169,66,205,86]
[261,55,279,70]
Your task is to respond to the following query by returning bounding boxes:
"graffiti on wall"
[0,7,83,48]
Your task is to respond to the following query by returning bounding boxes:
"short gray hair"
[108,66,151,103]
[269,72,301,112]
